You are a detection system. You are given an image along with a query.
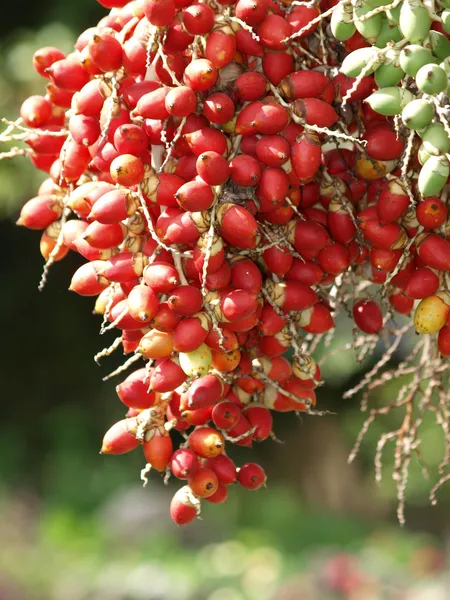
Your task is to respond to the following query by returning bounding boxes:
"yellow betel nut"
[414,295,450,334]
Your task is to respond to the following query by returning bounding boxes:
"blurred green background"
[1,2,450,598]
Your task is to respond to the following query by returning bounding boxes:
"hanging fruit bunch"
[5,0,450,525]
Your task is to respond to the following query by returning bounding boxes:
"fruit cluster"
[7,0,450,524]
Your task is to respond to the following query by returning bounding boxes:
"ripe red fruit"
[183,3,215,34]
[17,196,62,230]
[173,316,210,353]
[165,86,197,117]
[116,368,157,411]
[188,374,224,409]
[204,454,237,484]
[110,154,145,186]
[70,261,108,296]
[171,448,200,479]
[189,467,219,498]
[403,268,439,299]
[262,51,294,86]
[144,0,176,26]
[256,135,290,167]
[175,179,214,211]
[46,57,90,91]
[20,95,53,128]
[212,401,241,430]
[205,483,228,504]
[113,124,148,156]
[230,258,263,293]
[417,235,450,271]
[293,98,338,128]
[101,418,139,455]
[183,58,218,92]
[235,0,268,25]
[138,329,174,359]
[143,262,180,293]
[170,486,199,525]
[257,14,292,50]
[206,31,237,69]
[143,429,173,471]
[196,152,229,186]
[218,204,258,248]
[363,123,404,161]
[280,70,329,101]
[244,405,273,441]
[33,46,66,78]
[167,285,203,316]
[88,33,123,72]
[416,198,448,230]
[237,463,267,490]
[353,299,383,334]
[291,132,322,180]
[203,93,235,125]
[188,427,225,458]
[235,71,267,101]
[229,154,262,187]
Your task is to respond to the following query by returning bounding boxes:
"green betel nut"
[375,62,404,87]
[353,1,383,42]
[401,99,435,130]
[331,2,356,41]
[418,143,432,165]
[399,0,431,43]
[375,21,403,48]
[442,10,450,34]
[418,155,450,196]
[365,87,414,116]
[429,31,450,61]
[386,3,401,23]
[416,64,448,94]
[422,123,450,155]
[400,45,433,77]
[340,47,381,77]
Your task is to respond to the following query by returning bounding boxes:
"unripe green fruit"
[418,143,432,165]
[400,45,433,76]
[365,0,395,6]
[399,0,431,43]
[374,21,403,48]
[429,31,450,61]
[340,47,381,77]
[331,2,356,41]
[375,62,404,87]
[386,4,401,23]
[365,86,415,116]
[353,1,383,42]
[415,63,448,94]
[418,155,450,196]
[422,123,450,155]
[401,99,435,130]
[442,10,450,34]
[440,56,450,73]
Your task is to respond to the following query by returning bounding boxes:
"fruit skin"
[353,300,383,334]
[101,418,139,455]
[237,463,267,490]
[188,467,219,498]
[116,368,157,410]
[143,429,173,471]
[170,486,199,525]
[414,296,450,334]
[188,427,225,458]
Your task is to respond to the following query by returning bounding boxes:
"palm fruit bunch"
[6,0,450,524]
